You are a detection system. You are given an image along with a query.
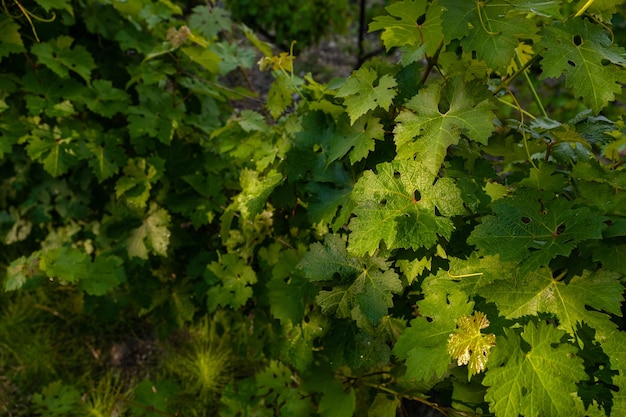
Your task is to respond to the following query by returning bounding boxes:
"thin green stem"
[516,50,548,118]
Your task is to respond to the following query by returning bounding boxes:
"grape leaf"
[368,393,400,417]
[205,253,257,312]
[394,288,474,381]
[468,191,606,275]
[368,0,443,57]
[31,36,96,83]
[131,379,179,417]
[256,360,311,416]
[265,247,318,324]
[0,16,25,60]
[447,311,496,378]
[394,79,495,175]
[540,19,626,114]
[115,158,163,208]
[32,381,81,417]
[127,203,171,259]
[85,79,131,117]
[479,268,623,340]
[483,322,587,417]
[40,246,90,283]
[440,1,538,71]
[600,331,626,415]
[78,255,126,296]
[318,379,356,417]
[316,262,402,328]
[26,133,79,178]
[267,73,293,119]
[348,160,465,256]
[298,234,361,282]
[189,5,232,39]
[327,114,384,166]
[86,135,126,182]
[336,68,397,125]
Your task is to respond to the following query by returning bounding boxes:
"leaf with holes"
[478,268,623,341]
[394,79,495,176]
[484,322,587,417]
[368,0,443,57]
[540,19,626,113]
[468,190,606,275]
[440,0,539,71]
[348,160,465,256]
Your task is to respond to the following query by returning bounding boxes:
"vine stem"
[516,49,548,118]
[363,383,451,417]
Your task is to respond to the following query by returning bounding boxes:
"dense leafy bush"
[1,0,626,416]
[224,0,351,49]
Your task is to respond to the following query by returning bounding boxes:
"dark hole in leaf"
[521,387,528,396]
[567,60,576,67]
[521,216,532,224]
[322,286,332,291]
[426,317,433,323]
[601,58,610,66]
[573,35,583,46]
[283,276,290,283]
[393,171,401,179]
[434,206,442,217]
[416,13,426,25]
[413,189,421,202]
[304,315,310,323]
[380,198,387,208]
[553,223,566,236]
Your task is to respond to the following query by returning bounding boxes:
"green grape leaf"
[231,169,283,221]
[394,288,474,380]
[0,15,25,60]
[298,234,361,282]
[483,323,587,417]
[78,255,126,296]
[479,268,623,340]
[86,135,126,182]
[336,68,397,125]
[34,0,72,12]
[266,248,318,324]
[539,19,626,114]
[319,379,356,417]
[316,263,402,328]
[115,158,163,208]
[40,246,90,283]
[131,379,179,417]
[205,253,257,312]
[256,360,311,416]
[447,311,496,378]
[327,114,384,166]
[440,1,538,71]
[189,5,232,39]
[127,203,171,259]
[32,381,81,417]
[593,244,626,274]
[394,79,495,175]
[280,312,327,371]
[348,160,464,256]
[25,133,79,178]
[85,80,131,117]
[31,36,96,83]
[267,73,293,120]
[446,254,515,296]
[369,0,443,57]
[600,331,626,415]
[5,253,42,291]
[368,393,400,417]
[468,191,606,275]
